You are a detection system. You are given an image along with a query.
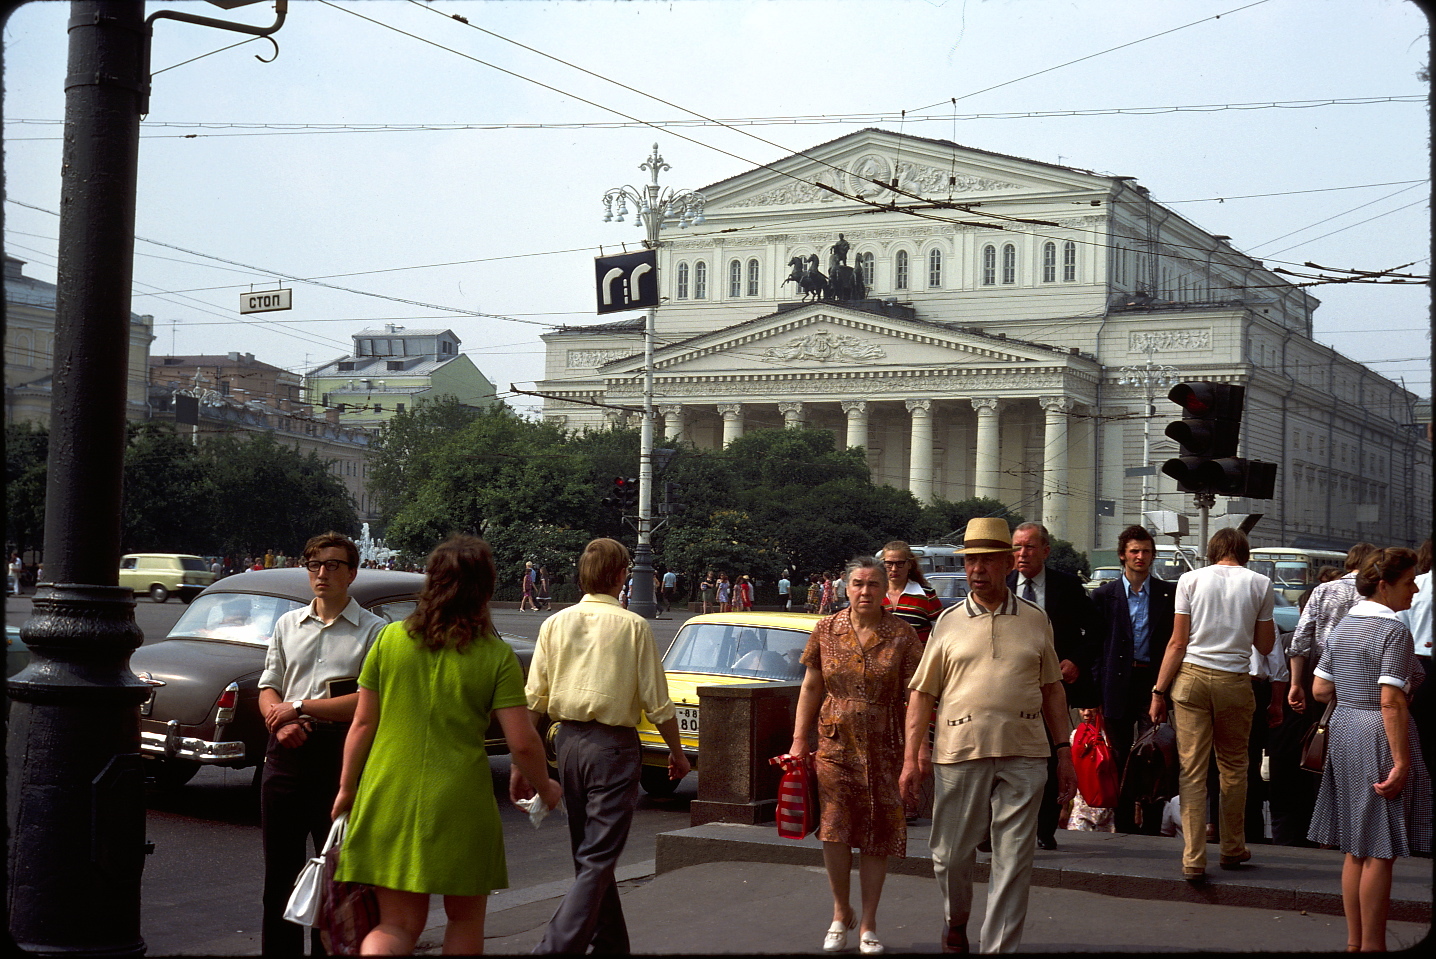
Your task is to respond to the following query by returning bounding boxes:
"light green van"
[119,553,215,603]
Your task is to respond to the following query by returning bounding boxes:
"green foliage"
[916,497,1026,544]
[367,396,482,523]
[121,422,210,553]
[5,423,48,556]
[1046,540,1090,577]
[661,509,785,581]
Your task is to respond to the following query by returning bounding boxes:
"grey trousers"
[534,721,642,955]
[930,757,1047,954]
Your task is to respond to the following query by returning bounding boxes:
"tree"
[1046,540,1090,577]
[201,433,357,557]
[367,396,483,525]
[5,423,48,559]
[661,509,785,582]
[121,422,210,553]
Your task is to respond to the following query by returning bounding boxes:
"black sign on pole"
[595,249,659,314]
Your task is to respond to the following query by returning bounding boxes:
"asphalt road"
[5,593,703,956]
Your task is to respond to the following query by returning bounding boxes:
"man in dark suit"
[1090,524,1177,834]
[1008,522,1099,849]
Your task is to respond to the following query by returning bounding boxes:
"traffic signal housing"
[611,476,639,510]
[1160,382,1277,498]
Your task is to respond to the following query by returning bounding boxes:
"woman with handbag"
[331,535,561,955]
[790,557,921,956]
[1308,547,1430,952]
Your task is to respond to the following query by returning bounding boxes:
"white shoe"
[860,933,884,955]
[823,921,849,952]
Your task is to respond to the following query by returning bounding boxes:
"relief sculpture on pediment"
[761,331,886,363]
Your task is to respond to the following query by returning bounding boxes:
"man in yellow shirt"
[520,538,690,954]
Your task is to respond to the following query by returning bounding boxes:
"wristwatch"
[1151,687,1168,699]
[292,699,307,718]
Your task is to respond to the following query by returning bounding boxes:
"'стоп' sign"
[239,289,292,314]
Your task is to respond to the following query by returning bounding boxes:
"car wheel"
[146,758,199,789]
[149,584,169,603]
[640,765,680,797]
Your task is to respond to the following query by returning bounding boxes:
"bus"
[1250,548,1346,603]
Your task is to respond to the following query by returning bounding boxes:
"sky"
[3,0,1431,417]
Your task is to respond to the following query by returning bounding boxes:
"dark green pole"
[6,2,150,954]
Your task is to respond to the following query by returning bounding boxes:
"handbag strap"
[1316,696,1336,727]
[322,812,348,854]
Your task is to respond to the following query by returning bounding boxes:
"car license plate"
[676,705,699,736]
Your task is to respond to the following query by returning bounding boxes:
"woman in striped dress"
[1309,547,1430,952]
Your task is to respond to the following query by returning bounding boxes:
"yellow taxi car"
[635,610,820,796]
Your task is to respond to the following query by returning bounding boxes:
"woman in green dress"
[332,535,561,955]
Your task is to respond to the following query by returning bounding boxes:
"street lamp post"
[1117,352,1178,517]
[601,145,705,618]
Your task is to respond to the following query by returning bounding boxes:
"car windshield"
[929,576,968,600]
[167,592,306,647]
[180,557,208,572]
[665,622,808,680]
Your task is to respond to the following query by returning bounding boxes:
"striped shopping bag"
[769,753,819,839]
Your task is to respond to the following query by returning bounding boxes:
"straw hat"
[956,517,1017,554]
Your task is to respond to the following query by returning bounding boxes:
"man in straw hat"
[900,517,1077,954]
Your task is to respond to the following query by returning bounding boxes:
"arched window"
[1042,242,1057,283]
[1062,241,1077,282]
[928,248,943,287]
[857,251,875,288]
[676,261,690,299]
[747,258,760,296]
[1001,244,1016,284]
[981,245,996,286]
[693,261,707,299]
[895,250,909,290]
[729,259,742,297]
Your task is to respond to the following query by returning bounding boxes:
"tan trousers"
[1171,662,1254,873]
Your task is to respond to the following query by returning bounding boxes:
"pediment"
[597,304,1086,379]
[701,128,1111,214]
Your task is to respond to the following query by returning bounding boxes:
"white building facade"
[538,130,1430,556]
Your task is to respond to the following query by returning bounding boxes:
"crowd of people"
[248,518,1427,956]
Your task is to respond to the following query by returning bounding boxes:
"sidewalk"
[418,824,1431,954]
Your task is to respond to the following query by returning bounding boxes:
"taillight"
[215,682,239,724]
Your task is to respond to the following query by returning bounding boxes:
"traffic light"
[612,476,639,510]
[1160,383,1277,498]
[660,480,685,517]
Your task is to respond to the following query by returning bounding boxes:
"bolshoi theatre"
[537,129,1430,558]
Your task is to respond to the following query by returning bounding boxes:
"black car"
[129,568,535,788]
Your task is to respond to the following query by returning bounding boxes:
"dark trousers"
[1108,663,1162,834]
[535,721,641,955]
[261,724,347,956]
[1268,684,1321,845]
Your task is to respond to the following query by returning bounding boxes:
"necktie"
[1022,579,1036,603]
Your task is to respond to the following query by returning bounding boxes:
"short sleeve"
[909,636,946,697]
[1378,622,1417,689]
[1255,577,1275,623]
[490,640,528,710]
[1173,573,1194,617]
[258,613,292,692]
[800,622,824,670]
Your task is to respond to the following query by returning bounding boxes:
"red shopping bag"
[769,753,819,839]
[1071,714,1121,809]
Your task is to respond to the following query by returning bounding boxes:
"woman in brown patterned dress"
[791,556,922,956]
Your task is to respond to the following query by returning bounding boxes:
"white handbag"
[283,813,347,927]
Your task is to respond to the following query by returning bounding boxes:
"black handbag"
[1122,721,1179,804]
[1299,698,1336,774]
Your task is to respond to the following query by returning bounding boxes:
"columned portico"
[972,396,1003,500]
[841,400,868,451]
[659,404,685,442]
[718,402,744,446]
[778,401,806,429]
[1040,395,1074,541]
[906,398,933,504]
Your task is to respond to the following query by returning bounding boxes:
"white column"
[658,404,685,442]
[841,400,869,451]
[906,398,934,504]
[718,403,744,446]
[1040,395,1074,542]
[971,397,1003,500]
[778,401,806,429]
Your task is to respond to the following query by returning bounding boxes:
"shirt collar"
[900,580,925,597]
[581,592,622,607]
[964,589,1019,617]
[1019,568,1046,591]
[1349,599,1400,620]
[302,595,363,626]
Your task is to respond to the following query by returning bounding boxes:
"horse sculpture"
[782,255,829,302]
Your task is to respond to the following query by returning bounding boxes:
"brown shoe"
[1219,850,1253,870]
[942,924,970,954]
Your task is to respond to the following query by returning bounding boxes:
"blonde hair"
[578,538,630,594]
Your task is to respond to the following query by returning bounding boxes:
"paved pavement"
[415,824,1431,955]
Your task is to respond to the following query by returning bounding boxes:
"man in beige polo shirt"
[901,518,1076,954]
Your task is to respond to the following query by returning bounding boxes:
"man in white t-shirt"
[1150,527,1275,884]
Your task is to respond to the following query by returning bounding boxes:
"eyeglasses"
[304,560,352,573]
[881,560,908,568]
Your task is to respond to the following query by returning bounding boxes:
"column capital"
[777,401,806,416]
[905,398,932,415]
[840,400,869,416]
[971,396,1003,415]
[717,403,743,417]
[1039,395,1075,415]
[658,404,685,417]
